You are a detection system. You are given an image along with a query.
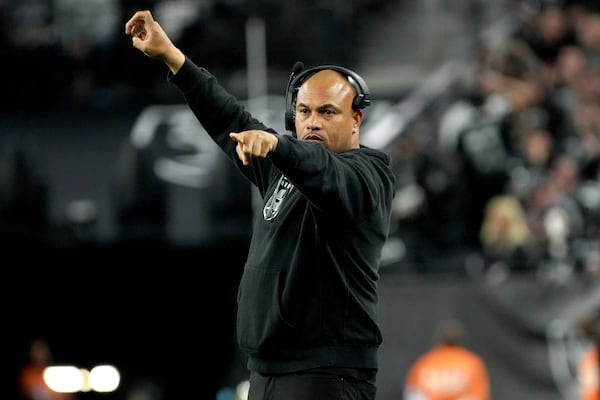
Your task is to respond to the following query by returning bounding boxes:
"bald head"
[294,69,363,153]
[301,69,357,106]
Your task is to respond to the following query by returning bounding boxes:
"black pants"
[247,369,377,400]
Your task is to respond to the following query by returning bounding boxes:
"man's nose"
[306,113,321,129]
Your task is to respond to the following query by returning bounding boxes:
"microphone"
[291,61,304,76]
[286,61,304,95]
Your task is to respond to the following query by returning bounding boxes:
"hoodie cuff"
[167,57,209,92]
[270,134,293,161]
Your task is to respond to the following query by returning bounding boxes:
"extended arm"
[125,10,278,168]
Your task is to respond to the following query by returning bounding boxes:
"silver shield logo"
[263,175,294,221]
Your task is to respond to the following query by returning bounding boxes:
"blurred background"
[2,0,600,399]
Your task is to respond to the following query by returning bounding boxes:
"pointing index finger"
[229,132,242,143]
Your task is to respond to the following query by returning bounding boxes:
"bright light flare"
[43,364,121,393]
[89,365,120,392]
[43,366,85,393]
[236,380,250,400]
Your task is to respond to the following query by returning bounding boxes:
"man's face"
[294,70,362,153]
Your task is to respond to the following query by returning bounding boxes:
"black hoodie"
[169,58,396,374]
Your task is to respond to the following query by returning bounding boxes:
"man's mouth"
[304,134,323,142]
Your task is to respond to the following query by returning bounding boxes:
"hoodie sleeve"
[270,135,396,224]
[168,57,278,192]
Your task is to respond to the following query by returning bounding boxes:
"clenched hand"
[125,10,185,74]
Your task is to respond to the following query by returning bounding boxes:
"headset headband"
[284,62,371,133]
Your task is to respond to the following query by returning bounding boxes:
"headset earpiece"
[284,62,371,137]
[284,61,304,133]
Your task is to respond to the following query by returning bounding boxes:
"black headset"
[284,61,371,134]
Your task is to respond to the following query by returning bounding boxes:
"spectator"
[578,310,600,400]
[479,194,537,272]
[404,319,491,400]
[19,338,75,400]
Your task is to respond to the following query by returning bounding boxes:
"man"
[404,319,491,400]
[125,10,395,400]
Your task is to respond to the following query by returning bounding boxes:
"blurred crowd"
[389,0,600,280]
[3,0,600,280]
[0,0,390,112]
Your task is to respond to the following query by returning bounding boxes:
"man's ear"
[353,110,364,132]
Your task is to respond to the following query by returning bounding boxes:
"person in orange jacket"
[19,338,75,400]
[404,319,490,400]
[578,312,600,400]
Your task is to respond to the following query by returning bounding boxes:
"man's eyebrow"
[297,101,339,110]
[317,103,341,112]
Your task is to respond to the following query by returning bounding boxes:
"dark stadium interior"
[3,1,600,400]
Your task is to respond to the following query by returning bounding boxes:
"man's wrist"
[165,48,186,75]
